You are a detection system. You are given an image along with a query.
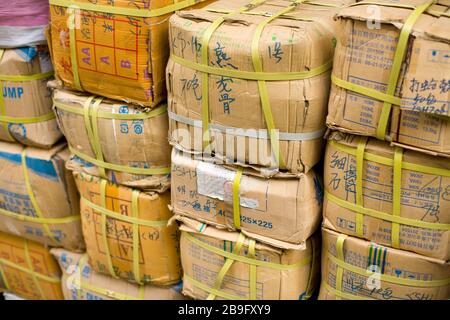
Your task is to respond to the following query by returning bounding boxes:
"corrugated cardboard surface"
[327,0,450,156]
[171,148,322,245]
[49,0,211,107]
[74,171,181,286]
[0,141,83,251]
[51,249,187,300]
[178,217,320,300]
[167,0,355,175]
[53,88,171,191]
[323,132,450,260]
[0,231,64,300]
[319,228,450,300]
[0,47,61,148]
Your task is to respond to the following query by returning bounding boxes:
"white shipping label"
[196,162,259,209]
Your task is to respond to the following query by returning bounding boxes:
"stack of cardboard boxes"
[0,0,79,300]
[320,0,450,300]
[167,0,353,300]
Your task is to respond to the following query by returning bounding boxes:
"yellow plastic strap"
[301,238,316,300]
[70,146,171,175]
[0,206,80,224]
[171,55,332,81]
[81,197,168,228]
[54,101,170,175]
[0,112,56,124]
[326,191,450,231]
[53,101,168,120]
[334,234,347,300]
[200,0,267,150]
[131,190,142,285]
[23,239,46,299]
[251,1,306,169]
[184,232,311,270]
[50,0,207,18]
[233,168,243,230]
[22,149,59,245]
[355,137,368,237]
[99,179,118,279]
[184,273,245,300]
[72,255,143,300]
[0,261,10,291]
[331,74,402,106]
[0,71,54,82]
[248,239,257,300]
[328,251,450,288]
[207,233,246,300]
[0,257,60,284]
[67,7,82,91]
[376,1,434,140]
[329,140,450,178]
[392,147,403,248]
[138,285,145,300]
[83,97,107,178]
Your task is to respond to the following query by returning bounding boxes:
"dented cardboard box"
[0,141,83,251]
[0,47,61,148]
[323,132,450,260]
[52,87,171,192]
[327,0,450,157]
[0,231,64,300]
[48,0,211,107]
[171,148,322,245]
[167,0,355,175]
[177,216,320,300]
[51,249,187,300]
[73,171,181,286]
[319,228,450,300]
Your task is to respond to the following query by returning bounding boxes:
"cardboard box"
[167,0,354,175]
[73,171,181,286]
[318,228,450,300]
[0,141,83,251]
[51,249,187,300]
[177,216,320,300]
[171,148,322,245]
[0,0,49,48]
[48,0,211,107]
[0,231,64,300]
[323,131,450,260]
[327,0,450,157]
[0,47,61,148]
[52,87,171,192]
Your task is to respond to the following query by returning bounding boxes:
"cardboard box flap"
[175,215,307,252]
[336,1,450,42]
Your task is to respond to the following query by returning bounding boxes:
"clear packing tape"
[0,238,61,300]
[330,0,442,140]
[80,178,169,285]
[326,138,450,249]
[170,0,339,170]
[0,149,80,245]
[53,99,171,176]
[0,49,55,140]
[324,234,450,300]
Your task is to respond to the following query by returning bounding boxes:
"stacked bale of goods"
[167,0,355,300]
[320,0,450,300]
[0,1,87,300]
[52,249,186,300]
[47,0,212,299]
[0,231,64,300]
